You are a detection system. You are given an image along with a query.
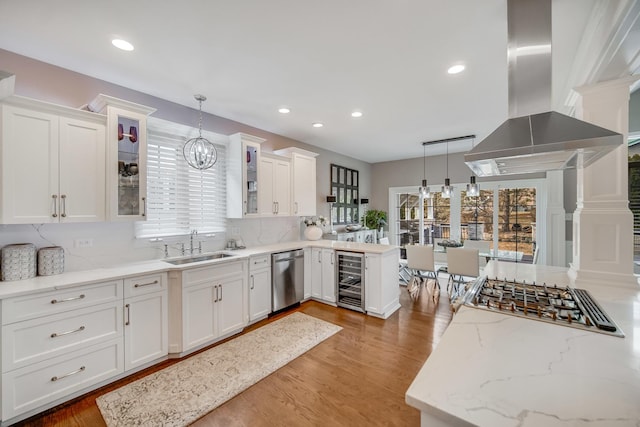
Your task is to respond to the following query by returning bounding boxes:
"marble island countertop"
[406,261,640,427]
[0,239,397,299]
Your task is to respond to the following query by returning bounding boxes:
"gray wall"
[0,49,370,221]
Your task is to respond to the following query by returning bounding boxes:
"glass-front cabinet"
[227,133,265,218]
[89,95,156,221]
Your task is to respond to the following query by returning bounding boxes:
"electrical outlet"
[74,238,93,248]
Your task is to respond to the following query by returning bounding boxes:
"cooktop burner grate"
[463,277,624,337]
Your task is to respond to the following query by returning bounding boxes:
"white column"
[569,76,639,288]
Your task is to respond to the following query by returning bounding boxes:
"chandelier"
[183,94,217,170]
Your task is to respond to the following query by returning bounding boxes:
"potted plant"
[363,209,387,234]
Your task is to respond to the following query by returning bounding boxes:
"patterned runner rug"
[97,312,341,427]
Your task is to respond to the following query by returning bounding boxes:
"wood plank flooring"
[15,281,452,427]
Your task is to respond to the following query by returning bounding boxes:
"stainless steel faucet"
[190,229,198,254]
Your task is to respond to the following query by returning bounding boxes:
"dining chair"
[462,240,491,269]
[404,244,439,300]
[446,247,479,302]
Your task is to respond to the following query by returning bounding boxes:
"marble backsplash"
[0,217,305,273]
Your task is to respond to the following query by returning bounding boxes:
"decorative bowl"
[345,224,363,231]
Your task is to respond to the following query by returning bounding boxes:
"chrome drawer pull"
[50,325,85,338]
[51,366,85,382]
[125,303,130,326]
[142,197,146,217]
[51,294,85,304]
[134,280,159,288]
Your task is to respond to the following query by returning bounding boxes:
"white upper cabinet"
[274,147,318,216]
[1,98,106,224]
[89,95,156,222]
[227,133,265,218]
[259,153,291,216]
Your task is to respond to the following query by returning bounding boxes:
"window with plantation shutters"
[135,118,227,239]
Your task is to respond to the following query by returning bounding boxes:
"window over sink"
[135,118,227,238]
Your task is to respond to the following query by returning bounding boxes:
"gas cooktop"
[462,277,624,338]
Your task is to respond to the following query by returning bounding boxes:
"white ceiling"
[0,0,637,162]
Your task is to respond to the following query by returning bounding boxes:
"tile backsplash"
[0,217,304,273]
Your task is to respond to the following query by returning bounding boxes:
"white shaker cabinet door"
[249,267,271,323]
[321,249,336,303]
[291,153,316,216]
[1,105,59,223]
[216,275,246,337]
[58,116,106,222]
[124,290,168,371]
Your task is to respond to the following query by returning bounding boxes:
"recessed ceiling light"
[278,107,290,114]
[447,64,465,74]
[312,122,324,128]
[112,39,134,51]
[351,111,363,118]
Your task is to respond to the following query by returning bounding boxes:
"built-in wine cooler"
[336,251,365,312]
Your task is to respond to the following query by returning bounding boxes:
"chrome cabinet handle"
[60,194,67,217]
[52,194,58,218]
[51,366,85,382]
[219,284,223,301]
[51,294,85,304]
[251,275,255,290]
[125,303,130,325]
[142,197,146,217]
[294,201,298,214]
[331,253,335,265]
[275,201,279,214]
[51,325,85,338]
[134,279,159,288]
[214,285,218,303]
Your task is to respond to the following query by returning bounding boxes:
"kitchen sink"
[164,252,236,265]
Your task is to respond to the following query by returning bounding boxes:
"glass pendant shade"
[467,176,479,196]
[420,179,431,198]
[183,94,218,170]
[442,178,452,198]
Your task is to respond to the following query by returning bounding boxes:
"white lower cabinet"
[123,273,168,371]
[364,250,402,319]
[303,248,312,300]
[170,260,248,355]
[310,248,336,304]
[0,280,125,422]
[249,254,272,323]
[0,273,169,423]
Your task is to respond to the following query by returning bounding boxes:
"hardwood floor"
[15,281,452,427]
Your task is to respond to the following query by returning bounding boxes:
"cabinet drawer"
[249,254,271,270]
[182,260,246,287]
[2,339,123,420]
[124,273,166,298]
[2,303,122,372]
[2,280,122,325]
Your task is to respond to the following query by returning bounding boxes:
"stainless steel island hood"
[464,0,623,177]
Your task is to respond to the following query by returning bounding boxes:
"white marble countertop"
[406,261,640,427]
[0,239,397,299]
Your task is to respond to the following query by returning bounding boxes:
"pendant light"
[442,140,452,198]
[183,94,217,170]
[467,136,479,196]
[419,143,431,198]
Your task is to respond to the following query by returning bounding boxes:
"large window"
[135,119,227,239]
[390,180,541,263]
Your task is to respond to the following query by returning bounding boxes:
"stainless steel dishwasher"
[271,249,304,311]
